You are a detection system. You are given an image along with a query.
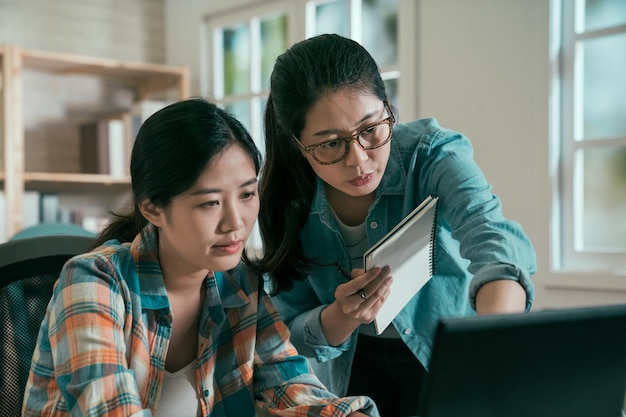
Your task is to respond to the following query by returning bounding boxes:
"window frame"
[201,0,298,147]
[552,0,626,274]
[201,0,418,123]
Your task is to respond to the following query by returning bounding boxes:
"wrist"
[320,302,361,346]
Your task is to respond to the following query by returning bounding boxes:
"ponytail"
[92,205,148,248]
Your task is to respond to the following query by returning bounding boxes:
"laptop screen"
[418,303,626,417]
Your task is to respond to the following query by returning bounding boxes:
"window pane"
[223,24,250,95]
[581,146,626,250]
[260,14,288,90]
[225,100,251,133]
[581,33,626,139]
[362,0,398,67]
[584,0,626,32]
[251,97,265,155]
[383,77,398,111]
[314,0,348,37]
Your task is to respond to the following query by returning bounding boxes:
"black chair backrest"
[0,235,94,417]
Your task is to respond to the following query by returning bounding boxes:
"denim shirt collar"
[378,138,409,196]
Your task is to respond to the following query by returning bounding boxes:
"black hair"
[257,34,388,294]
[94,98,262,263]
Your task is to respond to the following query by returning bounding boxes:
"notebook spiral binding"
[428,197,439,277]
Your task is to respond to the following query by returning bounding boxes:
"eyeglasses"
[295,102,395,165]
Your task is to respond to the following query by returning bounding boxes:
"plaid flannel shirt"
[22,224,378,417]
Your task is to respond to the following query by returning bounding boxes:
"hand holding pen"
[320,266,393,346]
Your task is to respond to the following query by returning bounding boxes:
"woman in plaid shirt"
[22,98,379,417]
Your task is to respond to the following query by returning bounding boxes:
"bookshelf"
[0,44,189,241]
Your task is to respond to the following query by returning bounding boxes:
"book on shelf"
[39,193,61,224]
[80,120,110,174]
[79,116,127,177]
[364,195,439,334]
[107,118,126,178]
[130,100,170,141]
[23,190,41,229]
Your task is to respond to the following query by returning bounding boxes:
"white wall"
[0,0,165,62]
[417,0,554,303]
[164,0,626,309]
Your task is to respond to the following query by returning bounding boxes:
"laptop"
[417,303,626,417]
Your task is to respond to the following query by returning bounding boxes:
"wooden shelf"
[24,172,131,193]
[21,48,189,97]
[0,44,189,239]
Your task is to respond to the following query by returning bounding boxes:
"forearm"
[320,302,362,346]
[475,279,527,315]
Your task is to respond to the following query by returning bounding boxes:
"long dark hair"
[258,34,388,294]
[94,98,262,261]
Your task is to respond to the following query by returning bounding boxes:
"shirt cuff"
[302,305,352,363]
[469,262,535,311]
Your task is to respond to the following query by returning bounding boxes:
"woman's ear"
[138,199,164,227]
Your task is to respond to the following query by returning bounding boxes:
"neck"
[325,184,375,226]
[158,243,209,295]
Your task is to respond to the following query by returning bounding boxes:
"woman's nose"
[220,205,245,232]
[344,138,368,166]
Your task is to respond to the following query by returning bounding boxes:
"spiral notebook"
[364,195,439,334]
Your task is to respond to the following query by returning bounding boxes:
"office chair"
[0,234,94,417]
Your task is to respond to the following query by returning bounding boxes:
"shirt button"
[370,221,378,229]
[403,328,412,335]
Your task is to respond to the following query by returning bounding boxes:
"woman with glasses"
[257,34,537,417]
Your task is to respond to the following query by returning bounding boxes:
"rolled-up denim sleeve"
[270,279,352,362]
[469,261,535,311]
[418,122,537,311]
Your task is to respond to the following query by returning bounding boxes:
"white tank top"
[157,360,200,416]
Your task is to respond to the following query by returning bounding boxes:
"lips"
[214,240,244,255]
[348,173,373,187]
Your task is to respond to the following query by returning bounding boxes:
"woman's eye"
[362,125,377,136]
[201,200,219,207]
[321,140,341,149]
[242,191,257,200]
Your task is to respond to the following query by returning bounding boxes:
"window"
[202,1,294,155]
[203,0,406,143]
[306,0,400,108]
[553,0,626,272]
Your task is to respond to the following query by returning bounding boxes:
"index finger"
[348,266,389,288]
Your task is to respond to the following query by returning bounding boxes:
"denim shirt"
[268,117,537,396]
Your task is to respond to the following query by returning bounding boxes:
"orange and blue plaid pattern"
[22,225,378,417]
